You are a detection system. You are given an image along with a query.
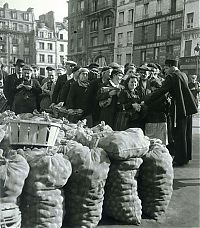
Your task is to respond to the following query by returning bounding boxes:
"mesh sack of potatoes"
[104,158,143,225]
[21,189,65,228]
[138,139,174,220]
[19,147,72,192]
[98,128,150,160]
[63,140,110,228]
[0,149,29,204]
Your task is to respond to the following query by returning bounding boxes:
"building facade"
[179,0,200,76]
[67,0,117,67]
[114,0,135,66]
[0,3,35,73]
[132,0,184,66]
[35,11,68,77]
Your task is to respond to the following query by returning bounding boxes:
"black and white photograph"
[0,0,199,227]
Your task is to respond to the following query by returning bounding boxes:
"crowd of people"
[0,58,199,167]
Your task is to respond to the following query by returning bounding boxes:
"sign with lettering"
[134,39,180,50]
[179,56,197,65]
[135,12,183,28]
[183,30,200,40]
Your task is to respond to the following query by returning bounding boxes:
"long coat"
[145,68,198,165]
[96,81,121,129]
[3,73,21,108]
[52,74,68,104]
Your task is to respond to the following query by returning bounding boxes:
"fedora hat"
[13,59,25,67]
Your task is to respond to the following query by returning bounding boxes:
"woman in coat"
[65,68,91,125]
[96,69,124,129]
[116,75,142,130]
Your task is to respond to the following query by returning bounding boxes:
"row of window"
[0,10,30,21]
[118,9,134,26]
[38,31,64,40]
[70,33,113,50]
[70,0,112,13]
[117,31,133,46]
[39,42,65,52]
[0,21,30,31]
[116,53,132,65]
[39,54,64,64]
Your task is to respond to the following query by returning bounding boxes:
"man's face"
[139,70,149,80]
[16,65,24,75]
[47,71,55,81]
[163,65,170,75]
[65,64,73,75]
[191,75,197,82]
[57,69,65,77]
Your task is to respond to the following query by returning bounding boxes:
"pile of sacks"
[99,128,150,225]
[62,140,110,227]
[138,139,174,220]
[18,147,72,228]
[0,149,29,227]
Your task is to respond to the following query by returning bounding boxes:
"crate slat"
[18,123,29,144]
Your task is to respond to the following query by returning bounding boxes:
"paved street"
[99,107,200,228]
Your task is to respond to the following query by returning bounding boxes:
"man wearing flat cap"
[3,58,25,109]
[144,58,198,166]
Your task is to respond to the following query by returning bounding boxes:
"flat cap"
[137,65,151,71]
[72,65,81,73]
[65,60,77,66]
[46,66,55,71]
[88,63,99,70]
[23,64,33,71]
[109,62,120,69]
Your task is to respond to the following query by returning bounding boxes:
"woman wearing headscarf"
[66,68,91,125]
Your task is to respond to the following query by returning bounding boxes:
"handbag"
[114,105,130,131]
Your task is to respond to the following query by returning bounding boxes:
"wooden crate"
[8,120,61,147]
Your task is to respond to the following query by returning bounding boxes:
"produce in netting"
[21,189,65,228]
[98,128,150,160]
[104,158,143,225]
[0,149,29,204]
[138,139,174,220]
[63,140,110,228]
[18,147,72,192]
[0,203,21,228]
[19,147,71,228]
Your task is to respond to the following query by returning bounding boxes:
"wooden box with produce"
[8,119,61,147]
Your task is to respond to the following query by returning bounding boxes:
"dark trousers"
[173,115,192,165]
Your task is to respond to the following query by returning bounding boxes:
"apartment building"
[179,0,200,76]
[132,0,184,66]
[0,3,35,73]
[114,0,135,66]
[67,0,117,67]
[35,12,68,77]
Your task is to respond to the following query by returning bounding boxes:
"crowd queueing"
[0,58,199,167]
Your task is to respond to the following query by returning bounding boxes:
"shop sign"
[183,30,200,40]
[135,13,182,28]
[179,56,197,65]
[134,39,180,50]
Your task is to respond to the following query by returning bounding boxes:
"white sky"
[1,0,68,22]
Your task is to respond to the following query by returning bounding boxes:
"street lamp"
[194,43,200,76]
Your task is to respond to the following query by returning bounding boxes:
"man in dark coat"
[50,60,77,107]
[145,59,198,166]
[3,59,25,109]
